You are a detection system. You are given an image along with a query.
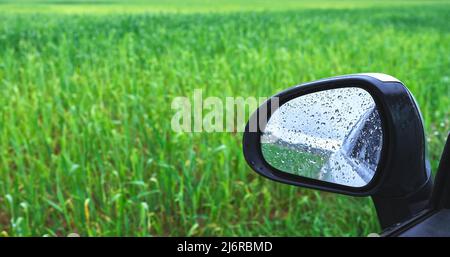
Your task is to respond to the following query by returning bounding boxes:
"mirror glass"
[261,87,383,187]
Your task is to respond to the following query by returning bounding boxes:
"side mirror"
[243,73,433,229]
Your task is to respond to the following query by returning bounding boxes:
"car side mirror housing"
[243,73,433,230]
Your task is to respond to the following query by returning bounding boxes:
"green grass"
[0,0,447,14]
[0,0,448,236]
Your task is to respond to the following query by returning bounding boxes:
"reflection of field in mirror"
[261,143,327,179]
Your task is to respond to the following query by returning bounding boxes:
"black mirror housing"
[243,73,432,229]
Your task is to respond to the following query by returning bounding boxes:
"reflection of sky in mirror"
[264,87,375,152]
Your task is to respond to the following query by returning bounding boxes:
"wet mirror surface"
[261,87,383,187]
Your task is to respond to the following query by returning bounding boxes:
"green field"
[0,0,448,236]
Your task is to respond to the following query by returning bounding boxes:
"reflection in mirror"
[261,87,383,187]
